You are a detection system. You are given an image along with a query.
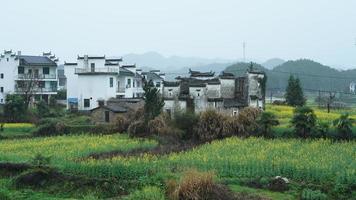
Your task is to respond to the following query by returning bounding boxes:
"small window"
[0,73,3,79]
[18,67,24,74]
[127,79,131,88]
[6,58,9,62]
[0,99,3,103]
[38,81,45,88]
[84,99,90,108]
[43,67,49,75]
[133,81,135,88]
[105,111,110,122]
[90,63,95,72]
[156,82,161,87]
[0,87,3,93]
[109,77,113,88]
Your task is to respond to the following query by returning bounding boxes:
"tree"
[333,113,354,140]
[36,100,50,118]
[290,106,316,138]
[16,75,41,108]
[285,75,305,107]
[143,80,164,122]
[3,94,27,122]
[256,112,279,138]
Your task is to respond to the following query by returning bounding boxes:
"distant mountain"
[223,59,356,92]
[262,58,285,69]
[122,52,233,72]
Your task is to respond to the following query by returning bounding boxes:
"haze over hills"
[225,59,356,92]
[122,52,234,72]
[262,58,285,69]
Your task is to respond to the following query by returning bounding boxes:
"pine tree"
[143,80,165,122]
[285,75,305,106]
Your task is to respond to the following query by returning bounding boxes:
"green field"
[0,105,355,199]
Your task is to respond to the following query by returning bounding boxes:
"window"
[110,77,114,87]
[0,99,3,103]
[84,99,90,108]
[156,82,161,87]
[43,67,49,75]
[133,80,135,88]
[127,79,131,88]
[0,73,3,79]
[0,87,3,93]
[38,81,45,88]
[18,67,24,74]
[6,58,9,62]
[90,63,95,72]
[105,111,110,122]
[137,81,140,88]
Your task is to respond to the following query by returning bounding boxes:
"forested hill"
[224,59,356,92]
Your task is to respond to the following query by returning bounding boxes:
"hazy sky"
[1,0,356,68]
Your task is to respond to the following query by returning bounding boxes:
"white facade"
[65,55,163,111]
[0,50,58,104]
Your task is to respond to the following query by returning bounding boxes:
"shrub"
[128,120,147,137]
[4,94,27,122]
[123,186,165,200]
[311,121,330,139]
[256,112,279,138]
[31,153,51,168]
[36,100,50,118]
[167,169,235,200]
[236,107,261,136]
[32,119,58,136]
[173,110,199,140]
[301,189,327,200]
[147,115,169,136]
[290,106,316,138]
[222,116,240,137]
[115,115,129,133]
[194,110,227,141]
[333,113,354,140]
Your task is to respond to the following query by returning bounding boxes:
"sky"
[1,0,356,69]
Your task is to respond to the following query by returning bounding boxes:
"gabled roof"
[223,98,247,108]
[91,105,127,113]
[122,64,136,68]
[143,71,163,81]
[119,67,135,76]
[64,62,77,66]
[163,81,180,87]
[189,69,215,77]
[19,55,57,66]
[77,55,105,59]
[105,57,123,62]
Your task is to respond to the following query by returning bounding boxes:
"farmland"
[0,105,355,199]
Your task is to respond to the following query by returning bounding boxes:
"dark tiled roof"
[105,58,123,62]
[64,62,77,66]
[122,64,136,68]
[78,55,105,59]
[19,55,57,66]
[163,81,180,87]
[105,62,119,66]
[119,68,135,76]
[206,78,220,85]
[144,72,163,81]
[189,69,215,77]
[91,105,127,113]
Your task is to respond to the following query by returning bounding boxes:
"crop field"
[0,135,355,183]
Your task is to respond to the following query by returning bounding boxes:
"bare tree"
[16,73,41,108]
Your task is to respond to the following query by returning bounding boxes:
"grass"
[229,184,296,200]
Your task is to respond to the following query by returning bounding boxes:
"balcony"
[75,67,119,74]
[16,74,57,80]
[117,88,125,93]
[15,87,57,93]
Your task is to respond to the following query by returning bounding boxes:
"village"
[0,50,265,123]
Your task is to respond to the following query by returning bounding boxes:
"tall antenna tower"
[243,41,246,62]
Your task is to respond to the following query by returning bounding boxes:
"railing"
[75,67,119,74]
[17,74,57,79]
[15,87,57,93]
[117,88,125,93]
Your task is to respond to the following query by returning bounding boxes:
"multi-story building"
[0,50,58,104]
[65,55,164,111]
[162,67,266,116]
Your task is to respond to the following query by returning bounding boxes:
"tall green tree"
[290,106,316,138]
[285,75,305,106]
[143,80,164,122]
[4,94,27,122]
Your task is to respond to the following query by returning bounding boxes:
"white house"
[0,50,58,104]
[65,55,164,111]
